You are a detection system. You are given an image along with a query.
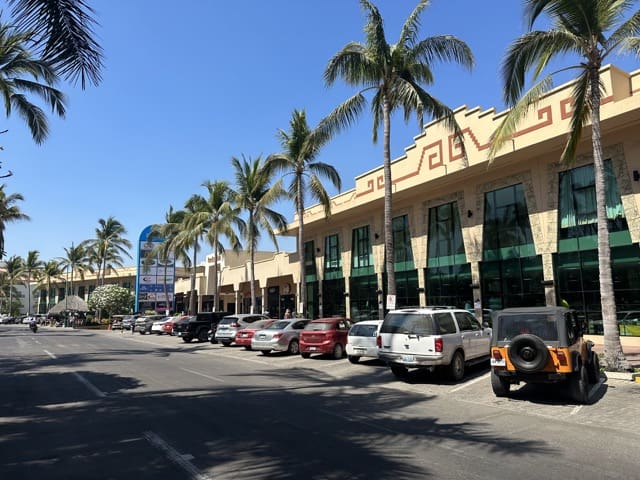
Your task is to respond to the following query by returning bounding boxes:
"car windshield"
[497,314,558,341]
[349,324,378,337]
[304,322,333,331]
[380,314,435,335]
[267,320,291,330]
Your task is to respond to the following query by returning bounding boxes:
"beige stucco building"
[177,65,640,337]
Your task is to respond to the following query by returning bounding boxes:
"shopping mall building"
[35,65,640,337]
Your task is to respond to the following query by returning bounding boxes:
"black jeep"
[176,312,228,343]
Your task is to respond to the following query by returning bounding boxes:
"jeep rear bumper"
[492,368,569,383]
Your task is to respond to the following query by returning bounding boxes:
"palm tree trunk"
[297,173,306,317]
[27,270,31,316]
[383,95,395,316]
[189,241,198,315]
[249,212,256,314]
[212,241,219,312]
[591,69,629,372]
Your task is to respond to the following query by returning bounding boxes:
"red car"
[234,319,274,350]
[299,317,352,359]
[161,316,182,335]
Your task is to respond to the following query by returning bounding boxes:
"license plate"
[241,333,248,337]
[490,358,506,367]
[309,347,317,351]
[354,348,366,353]
[401,355,414,363]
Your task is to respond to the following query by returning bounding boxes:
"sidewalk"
[585,335,640,380]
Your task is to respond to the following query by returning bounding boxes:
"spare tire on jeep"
[508,334,550,372]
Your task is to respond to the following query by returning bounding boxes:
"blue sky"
[2,0,638,265]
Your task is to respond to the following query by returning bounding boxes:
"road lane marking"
[43,350,57,359]
[72,371,107,398]
[143,431,211,480]
[180,368,225,383]
[449,372,491,393]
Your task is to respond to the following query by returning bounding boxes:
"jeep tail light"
[376,335,382,348]
[435,337,443,353]
[492,349,503,361]
[556,350,568,366]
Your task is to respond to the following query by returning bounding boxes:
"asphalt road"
[1,324,639,480]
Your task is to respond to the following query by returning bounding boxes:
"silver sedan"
[251,318,310,355]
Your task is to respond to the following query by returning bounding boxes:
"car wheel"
[198,330,208,342]
[287,340,299,355]
[260,350,271,355]
[244,345,252,351]
[508,334,549,373]
[209,338,218,344]
[569,364,590,404]
[221,341,231,347]
[182,337,193,343]
[301,352,311,359]
[390,364,408,378]
[348,355,360,364]
[490,369,511,397]
[587,352,600,384]
[332,343,344,360]
[448,351,465,381]
[139,331,145,335]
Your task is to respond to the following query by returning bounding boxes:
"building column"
[542,253,557,306]
[235,290,240,315]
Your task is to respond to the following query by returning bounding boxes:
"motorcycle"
[29,322,37,333]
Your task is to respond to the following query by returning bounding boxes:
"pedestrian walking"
[284,309,292,319]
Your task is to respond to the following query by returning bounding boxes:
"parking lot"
[112,327,640,435]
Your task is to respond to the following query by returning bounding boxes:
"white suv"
[377,307,492,380]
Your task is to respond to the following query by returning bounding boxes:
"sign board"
[386,294,396,310]
[135,225,175,313]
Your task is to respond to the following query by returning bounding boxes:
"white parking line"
[180,368,225,383]
[43,349,57,359]
[72,371,107,398]
[449,372,491,393]
[143,431,211,480]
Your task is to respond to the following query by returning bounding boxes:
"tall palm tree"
[58,243,92,301]
[323,0,473,301]
[0,22,66,145]
[232,155,287,314]
[0,184,29,259]
[183,181,244,313]
[4,254,23,315]
[23,250,44,315]
[266,109,342,317]
[8,0,104,88]
[488,0,639,372]
[38,259,63,312]
[85,216,132,285]
[149,206,192,314]
[172,197,210,315]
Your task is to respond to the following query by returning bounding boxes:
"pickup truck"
[174,312,228,343]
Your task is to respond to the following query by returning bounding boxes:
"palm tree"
[172,197,209,315]
[4,254,23,315]
[0,184,29,259]
[8,0,104,88]
[23,250,44,315]
[86,216,132,285]
[232,155,287,314]
[149,206,192,314]
[488,0,639,372]
[183,181,244,313]
[0,22,66,145]
[323,0,473,301]
[58,243,92,302]
[266,109,342,317]
[38,259,63,312]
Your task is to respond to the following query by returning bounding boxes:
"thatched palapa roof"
[48,295,89,314]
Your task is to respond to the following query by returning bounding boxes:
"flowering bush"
[88,285,134,317]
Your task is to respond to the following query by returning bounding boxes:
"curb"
[605,371,639,382]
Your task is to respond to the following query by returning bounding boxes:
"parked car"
[171,315,193,336]
[110,315,125,330]
[299,317,352,359]
[161,316,180,335]
[377,307,492,380]
[122,315,140,331]
[175,312,228,343]
[215,314,269,346]
[235,319,274,350]
[251,318,310,355]
[151,316,174,334]
[134,315,166,335]
[0,315,15,324]
[346,320,383,364]
[490,306,600,403]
